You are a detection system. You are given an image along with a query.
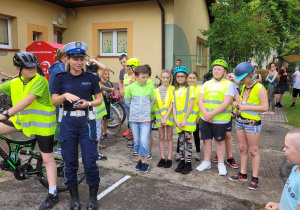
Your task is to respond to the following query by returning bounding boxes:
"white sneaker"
[194,152,201,161]
[196,161,211,171]
[175,153,180,161]
[218,164,227,176]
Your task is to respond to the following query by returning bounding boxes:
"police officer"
[51,42,102,210]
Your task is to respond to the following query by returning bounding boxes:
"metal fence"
[174,54,212,80]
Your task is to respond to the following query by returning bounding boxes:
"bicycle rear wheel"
[151,118,158,131]
[113,102,126,124]
[37,157,86,192]
[103,105,121,135]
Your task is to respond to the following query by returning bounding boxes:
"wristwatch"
[88,102,92,107]
[2,110,10,119]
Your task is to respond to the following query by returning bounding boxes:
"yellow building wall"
[0,0,67,75]
[63,1,170,83]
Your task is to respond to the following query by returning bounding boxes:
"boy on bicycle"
[0,52,58,210]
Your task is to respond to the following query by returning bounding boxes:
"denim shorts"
[130,122,150,156]
[235,121,262,133]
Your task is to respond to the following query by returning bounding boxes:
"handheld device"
[73,101,83,107]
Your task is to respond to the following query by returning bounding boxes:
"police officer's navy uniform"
[51,42,101,210]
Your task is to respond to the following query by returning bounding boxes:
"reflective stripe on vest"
[173,86,197,132]
[200,79,232,123]
[10,74,56,137]
[154,85,175,127]
[240,83,264,121]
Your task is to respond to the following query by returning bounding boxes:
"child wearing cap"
[229,62,268,190]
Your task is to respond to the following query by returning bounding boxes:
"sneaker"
[133,151,138,156]
[181,162,192,174]
[127,143,134,148]
[140,163,149,173]
[54,149,61,155]
[123,129,131,137]
[39,193,59,210]
[212,155,218,163]
[103,134,109,140]
[175,161,185,173]
[175,153,180,161]
[135,160,142,171]
[218,164,227,176]
[194,152,201,161]
[277,104,284,108]
[98,153,107,160]
[290,103,295,107]
[157,159,165,167]
[164,159,172,168]
[226,157,238,169]
[147,154,153,160]
[126,134,133,142]
[229,172,248,181]
[249,178,259,190]
[196,161,211,171]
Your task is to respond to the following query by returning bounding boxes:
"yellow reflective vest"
[192,85,201,118]
[240,83,264,121]
[200,79,232,123]
[154,85,175,128]
[10,74,56,137]
[123,73,133,95]
[95,82,107,119]
[173,86,197,133]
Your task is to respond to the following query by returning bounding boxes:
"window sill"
[97,55,119,58]
[0,48,20,51]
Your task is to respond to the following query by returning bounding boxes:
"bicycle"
[107,89,126,125]
[0,133,86,192]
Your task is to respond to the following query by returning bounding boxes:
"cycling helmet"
[173,66,189,75]
[234,62,254,82]
[13,52,40,68]
[212,59,228,69]
[86,62,99,73]
[126,58,140,67]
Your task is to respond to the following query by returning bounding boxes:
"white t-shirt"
[293,71,300,89]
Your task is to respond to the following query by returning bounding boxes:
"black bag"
[274,85,280,94]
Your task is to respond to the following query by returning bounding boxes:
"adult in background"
[171,59,182,86]
[276,62,288,108]
[290,66,300,107]
[254,65,262,83]
[0,68,14,83]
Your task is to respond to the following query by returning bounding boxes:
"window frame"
[100,29,127,56]
[196,41,203,66]
[0,15,12,49]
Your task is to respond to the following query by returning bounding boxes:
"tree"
[201,0,278,69]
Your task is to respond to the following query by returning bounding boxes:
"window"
[0,16,11,49]
[100,30,127,56]
[33,32,43,42]
[196,41,203,66]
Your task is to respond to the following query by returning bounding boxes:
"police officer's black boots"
[87,185,99,210]
[68,185,81,210]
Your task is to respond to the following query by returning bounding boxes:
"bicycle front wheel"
[113,102,126,124]
[104,105,121,135]
[37,157,86,192]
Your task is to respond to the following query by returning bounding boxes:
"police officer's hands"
[63,93,80,103]
[74,99,89,109]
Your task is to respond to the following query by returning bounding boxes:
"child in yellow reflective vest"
[154,69,175,168]
[172,66,197,175]
[187,71,202,161]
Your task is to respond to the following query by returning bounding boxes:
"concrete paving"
[260,107,288,123]
[0,113,293,209]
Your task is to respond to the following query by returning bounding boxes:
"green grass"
[282,94,300,127]
[0,171,6,178]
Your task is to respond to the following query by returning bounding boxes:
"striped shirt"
[158,86,168,104]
